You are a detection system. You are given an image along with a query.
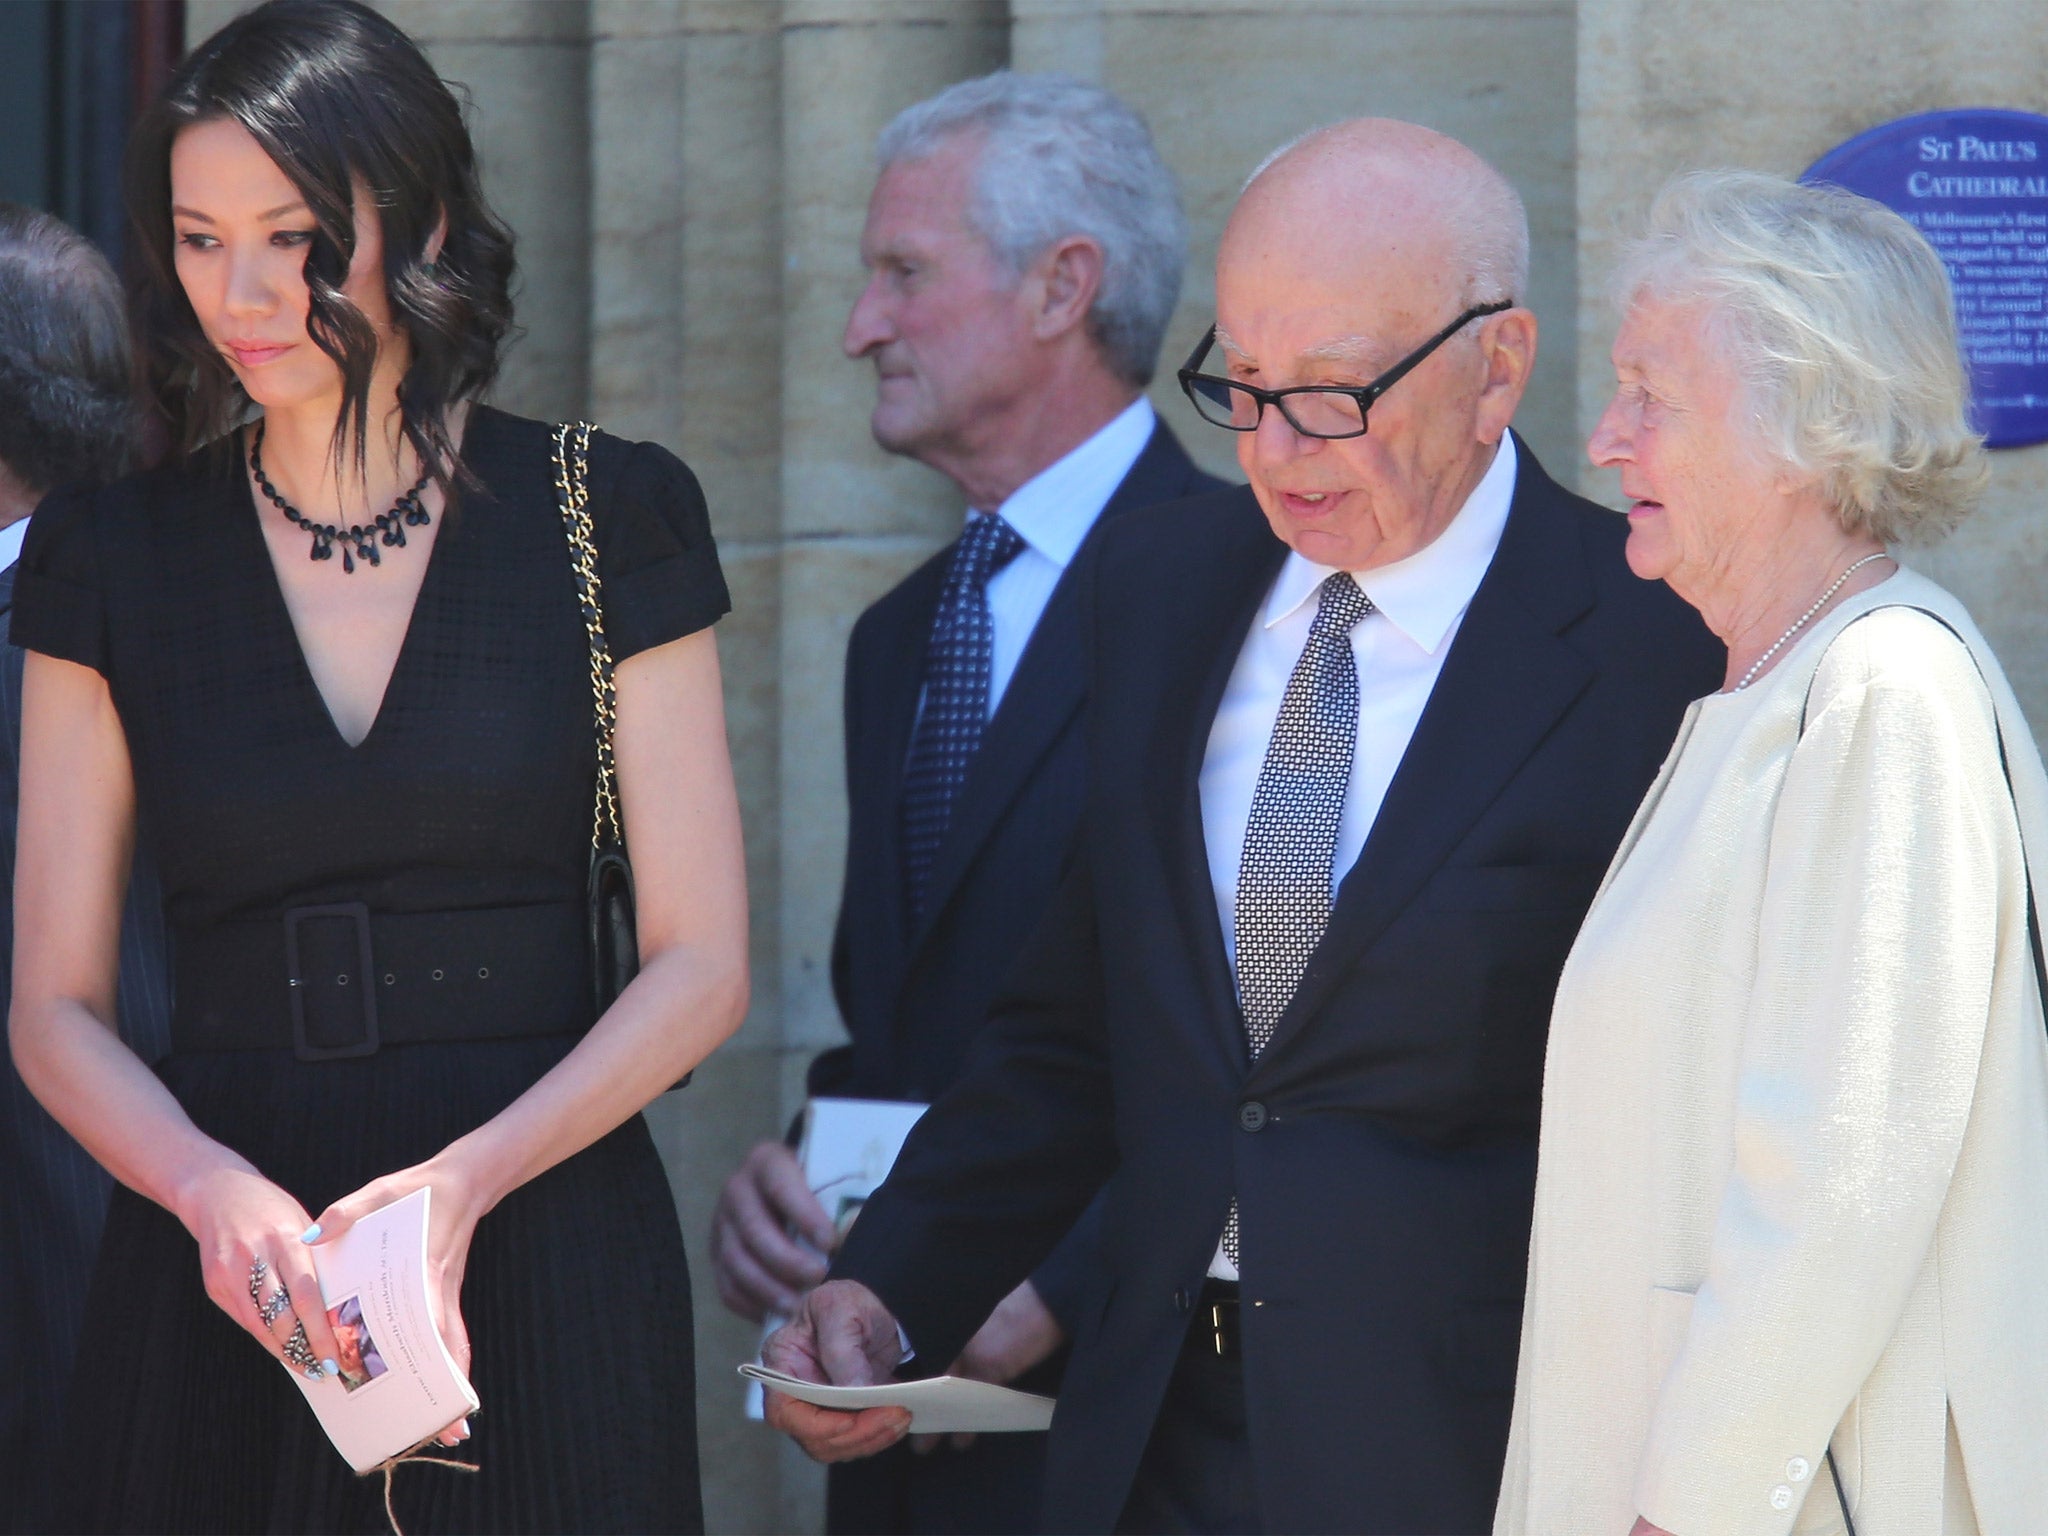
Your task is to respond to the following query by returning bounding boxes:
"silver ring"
[247,1257,271,1306]
[284,1320,321,1376]
[258,1287,292,1329]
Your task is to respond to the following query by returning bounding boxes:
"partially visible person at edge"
[0,203,172,1536]
[7,2,746,1530]
[758,119,1723,1535]
[1496,170,2048,1536]
[708,71,1222,1536]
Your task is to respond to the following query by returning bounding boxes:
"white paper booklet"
[744,1096,928,1419]
[287,1185,480,1473]
[739,1364,1055,1434]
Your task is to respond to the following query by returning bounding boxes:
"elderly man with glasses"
[764,119,1722,1534]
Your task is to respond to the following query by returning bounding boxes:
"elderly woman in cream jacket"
[1496,170,2048,1536]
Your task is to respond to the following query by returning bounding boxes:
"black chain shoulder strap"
[550,421,623,852]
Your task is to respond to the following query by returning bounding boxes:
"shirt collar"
[1261,432,1519,655]
[979,395,1156,569]
[0,515,28,575]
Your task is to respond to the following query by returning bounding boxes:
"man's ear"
[1030,235,1106,343]
[1474,307,1538,443]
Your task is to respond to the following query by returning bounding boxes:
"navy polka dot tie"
[1222,570,1373,1267]
[899,513,1027,924]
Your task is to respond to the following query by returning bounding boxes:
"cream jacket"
[1495,569,2048,1536]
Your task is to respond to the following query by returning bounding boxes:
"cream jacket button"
[1769,1484,1793,1510]
[1786,1457,1810,1483]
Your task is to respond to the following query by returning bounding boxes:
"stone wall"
[171,3,2048,1529]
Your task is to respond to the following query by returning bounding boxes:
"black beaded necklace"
[249,417,433,574]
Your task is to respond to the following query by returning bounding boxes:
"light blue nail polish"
[322,1358,341,1378]
[299,1223,323,1243]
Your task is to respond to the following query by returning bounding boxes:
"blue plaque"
[1804,108,2048,449]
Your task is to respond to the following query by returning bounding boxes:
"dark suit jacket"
[813,420,1223,1536]
[834,441,1726,1535]
[811,418,1223,1328]
[0,556,172,1534]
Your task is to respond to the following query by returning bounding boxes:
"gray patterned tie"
[1222,570,1373,1268]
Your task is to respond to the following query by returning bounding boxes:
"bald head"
[1205,118,1538,574]
[1224,119,1526,334]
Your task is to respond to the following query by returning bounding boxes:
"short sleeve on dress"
[593,437,731,663]
[9,482,109,676]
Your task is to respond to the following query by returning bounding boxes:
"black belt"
[1191,1278,1241,1360]
[172,901,594,1060]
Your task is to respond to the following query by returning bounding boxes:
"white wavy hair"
[1614,169,1987,544]
[877,71,1187,385]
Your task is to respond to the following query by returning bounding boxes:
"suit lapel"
[1251,446,1598,1069]
[856,555,947,951]
[1159,506,1289,1056]
[910,423,1214,944]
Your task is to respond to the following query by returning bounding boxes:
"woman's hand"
[309,1152,495,1446]
[176,1157,346,1384]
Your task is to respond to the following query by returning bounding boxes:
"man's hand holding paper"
[761,1279,913,1462]
[910,1277,1065,1453]
[711,1141,836,1320]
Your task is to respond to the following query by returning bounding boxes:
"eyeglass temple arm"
[1358,299,1516,405]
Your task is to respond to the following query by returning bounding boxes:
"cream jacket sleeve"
[1634,613,2019,1535]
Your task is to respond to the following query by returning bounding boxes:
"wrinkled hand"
[181,1160,346,1385]
[762,1279,911,1463]
[912,1278,1065,1454]
[311,1155,489,1447]
[712,1140,837,1321]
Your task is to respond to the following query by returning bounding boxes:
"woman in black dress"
[8,3,746,1530]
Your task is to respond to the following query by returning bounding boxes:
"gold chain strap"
[550,421,623,851]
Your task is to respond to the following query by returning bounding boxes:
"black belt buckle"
[1202,1284,1241,1359]
[284,902,380,1061]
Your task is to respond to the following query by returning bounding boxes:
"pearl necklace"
[1732,551,1892,692]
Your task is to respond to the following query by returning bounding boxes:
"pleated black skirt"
[58,1037,701,1535]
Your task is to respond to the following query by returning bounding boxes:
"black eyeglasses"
[1176,300,1513,439]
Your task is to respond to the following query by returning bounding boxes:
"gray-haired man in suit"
[0,204,171,1534]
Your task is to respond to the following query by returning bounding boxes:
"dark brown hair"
[0,203,135,493]
[125,0,516,488]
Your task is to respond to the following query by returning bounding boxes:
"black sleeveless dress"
[11,406,728,1534]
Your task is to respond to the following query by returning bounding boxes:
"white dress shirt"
[0,515,29,575]
[1197,433,1518,1279]
[977,395,1155,712]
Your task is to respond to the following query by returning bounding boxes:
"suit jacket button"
[1173,1288,1191,1313]
[1238,1100,1268,1132]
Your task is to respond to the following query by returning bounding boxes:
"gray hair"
[1613,169,1986,544]
[1244,125,1530,307]
[0,204,133,496]
[877,71,1187,385]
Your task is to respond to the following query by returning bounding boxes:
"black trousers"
[827,1431,1050,1535]
[1115,1306,1261,1535]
